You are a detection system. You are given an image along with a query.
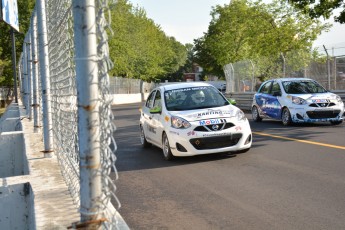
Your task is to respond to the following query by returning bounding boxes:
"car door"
[148,89,164,147]
[141,90,157,142]
[255,81,272,116]
[264,81,282,119]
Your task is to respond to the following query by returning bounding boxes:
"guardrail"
[226,91,345,112]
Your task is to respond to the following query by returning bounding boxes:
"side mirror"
[227,98,237,105]
[150,106,161,114]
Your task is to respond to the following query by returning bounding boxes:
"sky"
[129,0,345,51]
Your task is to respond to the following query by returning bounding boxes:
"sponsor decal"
[169,87,207,93]
[202,132,229,137]
[187,109,235,119]
[165,116,169,122]
[235,126,242,131]
[187,131,196,136]
[196,110,233,118]
[148,125,156,134]
[262,100,281,109]
[169,131,180,135]
[199,118,225,126]
[312,99,330,103]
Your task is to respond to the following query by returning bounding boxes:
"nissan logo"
[212,125,219,131]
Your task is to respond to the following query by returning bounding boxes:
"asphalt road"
[112,103,345,230]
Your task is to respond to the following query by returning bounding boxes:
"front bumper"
[289,103,344,123]
[166,119,252,157]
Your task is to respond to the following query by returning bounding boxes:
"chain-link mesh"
[109,77,141,94]
[224,45,345,92]
[20,0,122,228]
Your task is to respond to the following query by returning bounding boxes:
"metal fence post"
[22,42,29,109]
[11,28,18,103]
[73,0,102,227]
[31,11,41,132]
[26,33,33,120]
[37,0,54,156]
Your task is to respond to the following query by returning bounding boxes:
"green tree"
[194,0,330,80]
[288,0,345,23]
[109,0,187,82]
[0,0,35,87]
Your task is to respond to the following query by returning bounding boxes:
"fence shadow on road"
[114,141,239,173]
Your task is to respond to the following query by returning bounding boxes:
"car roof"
[157,82,213,91]
[266,78,314,83]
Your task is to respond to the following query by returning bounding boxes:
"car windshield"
[164,86,229,111]
[282,80,327,94]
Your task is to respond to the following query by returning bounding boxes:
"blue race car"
[251,78,344,126]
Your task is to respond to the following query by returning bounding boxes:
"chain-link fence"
[109,76,160,94]
[19,0,124,229]
[224,44,345,93]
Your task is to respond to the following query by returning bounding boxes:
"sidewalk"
[1,103,79,229]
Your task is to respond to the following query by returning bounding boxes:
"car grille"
[194,122,235,132]
[189,134,242,150]
[309,102,336,107]
[306,110,341,119]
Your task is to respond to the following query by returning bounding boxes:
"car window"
[258,81,272,94]
[164,86,229,111]
[271,82,281,95]
[282,80,327,94]
[153,90,162,109]
[146,90,156,108]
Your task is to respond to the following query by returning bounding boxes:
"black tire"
[140,125,151,148]
[162,132,174,161]
[252,106,262,122]
[281,107,292,126]
[330,120,343,125]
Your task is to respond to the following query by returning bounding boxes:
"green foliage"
[109,0,187,82]
[193,0,330,81]
[288,0,345,23]
[0,0,35,86]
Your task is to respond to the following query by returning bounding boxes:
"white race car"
[251,78,344,126]
[140,82,252,160]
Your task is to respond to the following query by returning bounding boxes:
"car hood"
[168,105,239,122]
[289,92,338,101]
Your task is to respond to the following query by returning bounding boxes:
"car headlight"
[236,109,247,121]
[171,116,191,129]
[292,96,306,105]
[335,95,343,103]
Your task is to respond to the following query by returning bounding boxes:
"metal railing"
[18,0,124,229]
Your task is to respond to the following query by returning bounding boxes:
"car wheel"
[282,107,292,126]
[330,120,343,125]
[162,132,174,161]
[252,106,262,122]
[140,125,151,148]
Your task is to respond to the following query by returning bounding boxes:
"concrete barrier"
[112,93,149,105]
[0,102,80,229]
[0,104,29,178]
[0,183,35,229]
[0,133,28,177]
[0,103,32,229]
